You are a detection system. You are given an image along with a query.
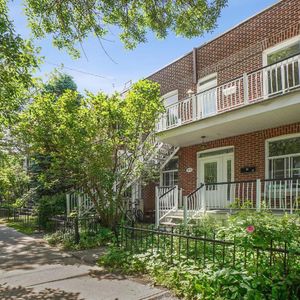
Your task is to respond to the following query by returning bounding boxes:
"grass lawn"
[4,219,38,235]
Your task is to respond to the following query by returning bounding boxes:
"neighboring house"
[141,0,300,225]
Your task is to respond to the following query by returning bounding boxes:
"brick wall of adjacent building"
[148,0,300,98]
[178,123,300,195]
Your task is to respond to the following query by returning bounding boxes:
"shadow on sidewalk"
[0,283,84,300]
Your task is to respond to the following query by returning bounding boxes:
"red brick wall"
[179,123,300,195]
[148,0,300,98]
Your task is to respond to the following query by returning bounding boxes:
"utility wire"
[45,61,114,81]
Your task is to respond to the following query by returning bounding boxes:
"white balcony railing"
[157,53,300,132]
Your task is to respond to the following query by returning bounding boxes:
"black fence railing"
[117,225,300,276]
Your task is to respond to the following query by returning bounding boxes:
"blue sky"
[9,0,278,94]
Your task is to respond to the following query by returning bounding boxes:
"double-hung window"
[264,37,300,95]
[267,135,300,179]
[161,157,179,187]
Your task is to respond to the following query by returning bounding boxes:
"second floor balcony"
[157,53,300,146]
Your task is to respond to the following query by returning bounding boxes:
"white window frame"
[263,35,300,66]
[196,146,234,186]
[162,90,178,107]
[160,156,179,187]
[265,133,300,179]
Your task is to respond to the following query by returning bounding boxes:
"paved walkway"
[0,225,176,300]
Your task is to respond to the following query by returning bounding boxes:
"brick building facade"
[141,0,300,215]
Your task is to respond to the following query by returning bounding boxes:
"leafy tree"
[24,0,228,56]
[17,79,164,228]
[0,153,29,204]
[43,71,77,98]
[28,71,80,197]
[0,0,38,127]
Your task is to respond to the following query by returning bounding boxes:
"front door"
[198,149,234,209]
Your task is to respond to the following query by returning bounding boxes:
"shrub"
[36,193,66,230]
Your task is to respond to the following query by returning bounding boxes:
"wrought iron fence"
[116,224,300,276]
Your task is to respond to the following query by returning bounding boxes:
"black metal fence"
[117,225,300,276]
[0,207,101,243]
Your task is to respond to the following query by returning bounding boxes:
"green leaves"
[24,0,228,56]
[0,0,39,126]
[17,79,163,227]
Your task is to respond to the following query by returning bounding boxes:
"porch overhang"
[157,90,300,147]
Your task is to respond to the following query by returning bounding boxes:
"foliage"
[43,71,77,98]
[36,193,66,230]
[99,212,300,299]
[17,79,164,228]
[6,219,37,235]
[45,227,113,250]
[0,153,29,204]
[24,0,228,56]
[0,0,38,127]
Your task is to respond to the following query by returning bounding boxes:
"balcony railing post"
[183,196,187,226]
[243,73,249,104]
[281,63,286,93]
[256,179,261,212]
[155,186,159,228]
[192,94,197,120]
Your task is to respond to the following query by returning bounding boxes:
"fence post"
[74,215,80,244]
[155,186,159,228]
[256,179,261,212]
[243,73,249,104]
[183,196,187,226]
[66,193,70,216]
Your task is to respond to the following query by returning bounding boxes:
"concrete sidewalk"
[0,225,177,299]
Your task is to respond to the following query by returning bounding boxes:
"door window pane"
[204,162,217,183]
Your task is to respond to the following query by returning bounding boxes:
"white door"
[197,75,217,117]
[198,152,234,209]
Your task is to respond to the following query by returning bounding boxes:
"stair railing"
[183,184,205,224]
[155,185,179,227]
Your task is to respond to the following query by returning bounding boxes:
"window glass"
[267,136,300,179]
[162,158,178,186]
[267,42,300,65]
[269,137,300,157]
[204,162,217,184]
[163,91,178,107]
[199,148,233,158]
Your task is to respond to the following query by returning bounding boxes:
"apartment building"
[142,0,300,225]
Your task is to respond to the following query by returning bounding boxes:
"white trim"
[198,73,218,85]
[265,132,300,179]
[197,146,234,155]
[196,146,234,186]
[162,89,179,99]
[262,35,300,66]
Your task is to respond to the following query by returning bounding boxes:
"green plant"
[36,193,66,230]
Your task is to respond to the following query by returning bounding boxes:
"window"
[162,90,179,127]
[267,135,300,179]
[197,74,217,117]
[161,157,178,187]
[265,38,300,95]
